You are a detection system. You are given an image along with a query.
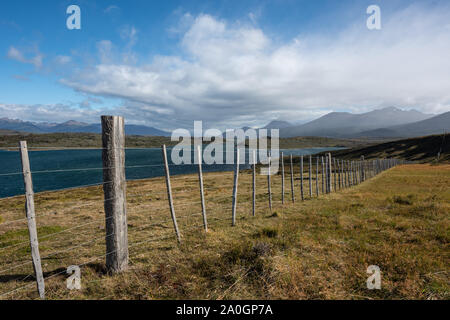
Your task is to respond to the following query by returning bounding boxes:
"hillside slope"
[359,112,450,138]
[326,134,449,163]
[279,107,432,138]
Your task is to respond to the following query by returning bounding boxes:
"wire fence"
[0,127,409,299]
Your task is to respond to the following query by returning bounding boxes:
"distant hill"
[0,118,170,136]
[324,134,449,163]
[263,120,292,130]
[0,129,23,135]
[279,107,433,138]
[0,118,44,133]
[359,112,450,138]
[0,132,176,149]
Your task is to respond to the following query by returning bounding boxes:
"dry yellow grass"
[0,164,448,300]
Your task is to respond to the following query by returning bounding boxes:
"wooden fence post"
[101,115,129,272]
[346,160,349,187]
[327,153,332,193]
[347,160,351,187]
[281,152,285,204]
[321,156,325,194]
[300,155,304,201]
[309,155,312,198]
[197,146,207,232]
[19,141,45,299]
[267,154,272,211]
[290,154,295,203]
[252,150,256,217]
[231,148,240,226]
[316,157,319,196]
[161,144,181,243]
[350,161,353,186]
[334,157,337,191]
[361,156,365,182]
[325,156,328,193]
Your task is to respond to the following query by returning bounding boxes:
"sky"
[0,0,449,130]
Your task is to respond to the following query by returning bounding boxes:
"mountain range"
[0,118,170,136]
[278,107,438,138]
[0,107,448,138]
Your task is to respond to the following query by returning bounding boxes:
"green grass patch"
[0,225,65,248]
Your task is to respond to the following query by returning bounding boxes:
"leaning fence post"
[290,154,295,203]
[101,115,129,272]
[197,146,207,232]
[300,155,304,201]
[231,148,240,226]
[19,141,45,299]
[281,152,285,204]
[161,144,181,243]
[252,150,256,217]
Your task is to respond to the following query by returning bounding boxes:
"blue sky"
[1,0,449,130]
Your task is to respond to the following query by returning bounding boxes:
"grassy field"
[0,164,448,300]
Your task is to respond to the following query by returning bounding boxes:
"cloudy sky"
[1,0,449,130]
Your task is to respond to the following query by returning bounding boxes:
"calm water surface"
[0,147,344,198]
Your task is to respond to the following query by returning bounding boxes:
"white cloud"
[104,5,120,14]
[55,55,72,65]
[0,103,99,123]
[11,4,450,129]
[7,46,43,68]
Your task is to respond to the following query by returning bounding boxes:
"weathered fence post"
[161,144,181,243]
[300,155,304,201]
[267,154,272,211]
[333,158,338,191]
[343,159,346,188]
[347,160,350,187]
[290,154,295,203]
[327,153,332,193]
[321,156,325,194]
[252,150,256,217]
[309,155,312,197]
[348,161,352,187]
[19,141,45,299]
[361,156,365,182]
[325,156,329,193]
[316,157,319,196]
[101,115,129,272]
[197,146,207,232]
[350,161,354,186]
[281,152,285,204]
[231,148,240,226]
